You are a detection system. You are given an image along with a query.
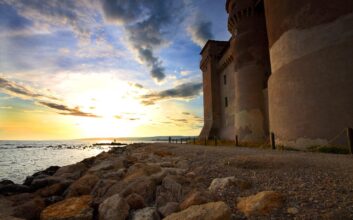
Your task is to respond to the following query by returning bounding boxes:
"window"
[225,97,228,107]
[224,74,227,85]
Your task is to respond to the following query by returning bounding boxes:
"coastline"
[1,143,353,219]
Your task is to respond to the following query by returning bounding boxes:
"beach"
[1,143,353,219]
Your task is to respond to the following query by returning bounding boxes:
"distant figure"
[168,136,171,143]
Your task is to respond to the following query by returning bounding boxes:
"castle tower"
[227,0,271,143]
[199,40,229,140]
[264,0,353,148]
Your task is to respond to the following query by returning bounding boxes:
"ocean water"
[0,140,124,184]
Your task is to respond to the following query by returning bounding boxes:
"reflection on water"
[0,140,122,184]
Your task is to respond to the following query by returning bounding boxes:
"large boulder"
[131,207,160,220]
[163,201,231,220]
[155,176,183,206]
[98,194,129,220]
[124,163,161,182]
[0,184,30,195]
[236,191,284,217]
[54,162,87,180]
[120,177,156,203]
[65,174,99,198]
[179,191,210,210]
[208,177,251,195]
[23,166,60,186]
[125,193,146,210]
[40,195,93,220]
[12,197,46,220]
[158,202,179,218]
[37,182,71,197]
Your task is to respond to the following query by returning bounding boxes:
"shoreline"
[1,143,353,219]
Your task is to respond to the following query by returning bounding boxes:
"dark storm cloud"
[188,20,214,47]
[141,82,202,105]
[38,101,99,118]
[0,77,58,100]
[101,0,185,82]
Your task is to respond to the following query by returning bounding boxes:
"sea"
[0,137,170,184]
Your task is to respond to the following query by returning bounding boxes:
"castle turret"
[199,40,229,140]
[264,0,353,148]
[227,0,271,143]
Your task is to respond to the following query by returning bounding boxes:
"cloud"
[188,20,214,47]
[0,77,98,118]
[38,101,99,118]
[0,76,58,101]
[141,82,202,105]
[128,82,144,89]
[0,106,12,109]
[1,0,98,40]
[101,0,185,82]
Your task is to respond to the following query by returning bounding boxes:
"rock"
[126,193,146,210]
[153,150,173,157]
[99,194,129,220]
[30,176,62,190]
[41,195,93,220]
[287,207,299,214]
[12,197,45,220]
[88,158,124,174]
[179,191,210,210]
[91,179,118,204]
[0,216,25,220]
[156,176,183,206]
[124,163,162,182]
[236,191,283,217]
[44,196,64,205]
[163,201,231,220]
[131,207,160,220]
[0,179,14,185]
[37,182,71,197]
[65,174,99,197]
[208,177,251,195]
[120,177,156,203]
[24,166,60,186]
[0,184,31,195]
[158,202,179,217]
[7,193,36,206]
[54,162,87,180]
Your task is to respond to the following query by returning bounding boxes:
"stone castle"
[199,0,353,148]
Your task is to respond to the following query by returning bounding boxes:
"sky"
[0,0,229,140]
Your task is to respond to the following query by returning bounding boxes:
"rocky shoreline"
[1,143,352,220]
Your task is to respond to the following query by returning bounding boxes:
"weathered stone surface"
[156,176,183,206]
[124,163,162,182]
[0,179,14,185]
[208,177,251,194]
[30,177,62,191]
[88,158,124,174]
[287,207,299,214]
[236,191,283,217]
[37,182,71,197]
[126,193,145,210]
[13,197,46,220]
[65,174,99,197]
[158,202,179,218]
[40,195,93,220]
[54,162,87,180]
[91,179,118,204]
[24,166,60,186]
[0,184,30,195]
[163,201,231,220]
[131,207,160,220]
[179,191,210,210]
[120,177,156,203]
[98,194,129,220]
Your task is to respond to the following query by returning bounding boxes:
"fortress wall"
[219,62,236,140]
[230,1,271,143]
[265,0,353,148]
[199,41,229,139]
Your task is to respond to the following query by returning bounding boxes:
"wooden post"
[176,139,178,144]
[214,136,217,146]
[181,139,183,144]
[204,138,207,146]
[270,132,276,150]
[193,138,196,144]
[347,128,353,154]
[235,135,239,146]
[168,136,171,143]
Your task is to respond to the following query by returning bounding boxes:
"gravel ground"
[137,143,353,220]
